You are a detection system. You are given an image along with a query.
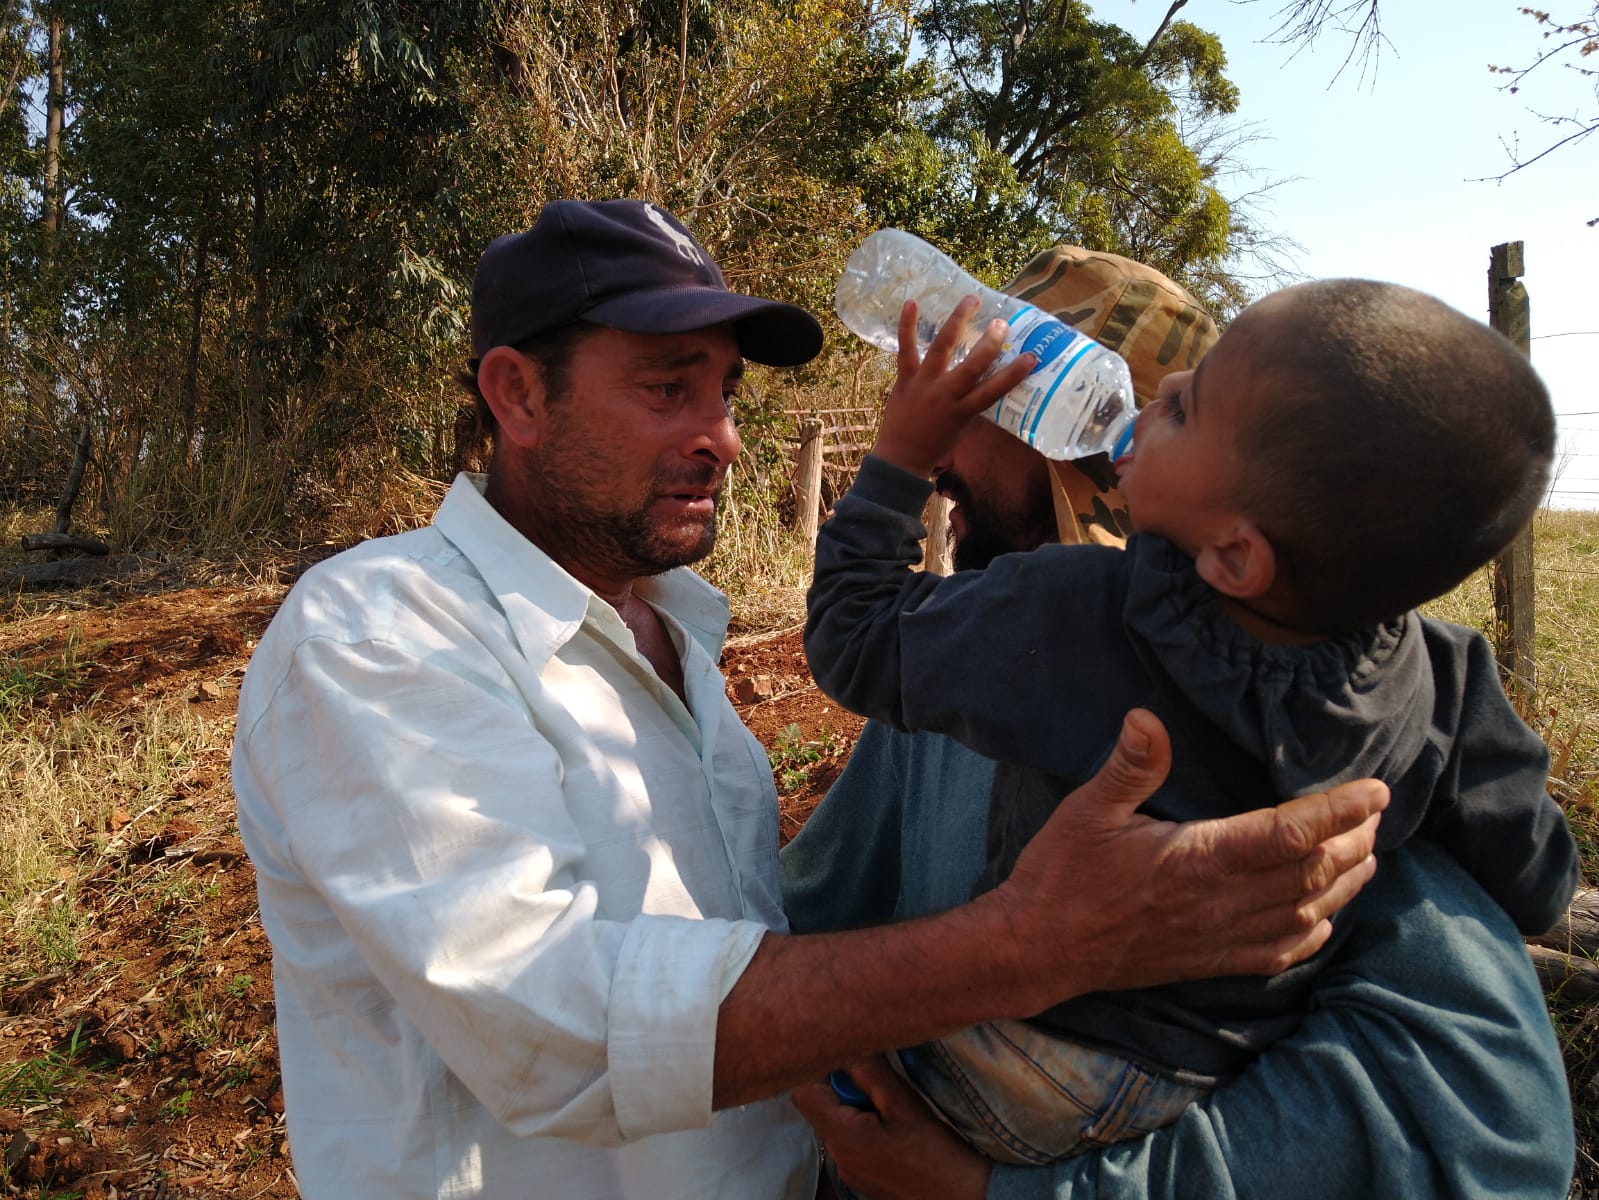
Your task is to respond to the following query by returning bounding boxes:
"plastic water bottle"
[834,228,1136,461]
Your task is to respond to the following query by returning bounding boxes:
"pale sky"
[1098,0,1599,507]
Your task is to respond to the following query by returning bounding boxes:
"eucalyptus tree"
[1,0,954,538]
[0,0,75,488]
[466,0,946,503]
[50,0,509,490]
[906,0,1257,310]
[1488,2,1598,223]
[1258,0,1594,209]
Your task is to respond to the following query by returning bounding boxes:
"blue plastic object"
[827,1069,874,1111]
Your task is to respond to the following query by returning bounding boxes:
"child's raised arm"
[870,296,1036,478]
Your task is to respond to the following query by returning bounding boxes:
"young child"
[805,278,1579,1165]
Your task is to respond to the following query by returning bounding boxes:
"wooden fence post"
[793,417,825,544]
[1488,240,1537,706]
[923,492,953,575]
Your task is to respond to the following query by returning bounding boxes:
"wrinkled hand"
[793,1057,990,1200]
[985,708,1386,1014]
[871,297,1036,477]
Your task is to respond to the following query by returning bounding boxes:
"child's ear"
[1195,521,1276,600]
[478,346,548,450]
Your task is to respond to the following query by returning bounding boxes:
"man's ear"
[1194,520,1276,600]
[478,346,547,449]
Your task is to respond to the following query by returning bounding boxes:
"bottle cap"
[827,1069,874,1111]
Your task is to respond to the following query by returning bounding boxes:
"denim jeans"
[901,1022,1208,1166]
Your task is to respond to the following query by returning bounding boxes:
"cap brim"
[585,287,824,367]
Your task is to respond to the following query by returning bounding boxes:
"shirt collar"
[432,473,732,665]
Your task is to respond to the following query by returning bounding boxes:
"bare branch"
[1132,0,1190,71]
[1472,114,1599,182]
[1250,0,1388,85]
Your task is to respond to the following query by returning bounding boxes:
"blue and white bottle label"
[993,305,1091,443]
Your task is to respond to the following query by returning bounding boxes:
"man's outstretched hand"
[982,707,1385,1015]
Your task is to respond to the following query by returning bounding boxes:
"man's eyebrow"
[632,349,746,380]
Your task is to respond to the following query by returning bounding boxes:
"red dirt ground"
[0,582,858,1199]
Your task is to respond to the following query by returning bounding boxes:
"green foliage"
[158,1080,194,1119]
[0,0,1295,544]
[0,636,92,721]
[911,0,1249,304]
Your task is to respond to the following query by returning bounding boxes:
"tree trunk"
[1526,887,1599,1001]
[42,11,64,238]
[1,558,114,589]
[182,231,211,465]
[22,532,109,555]
[52,419,92,535]
[1529,887,1599,957]
[24,11,67,464]
[247,137,268,466]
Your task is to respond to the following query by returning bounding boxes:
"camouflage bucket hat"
[1001,247,1220,547]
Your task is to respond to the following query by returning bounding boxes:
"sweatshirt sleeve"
[805,454,1128,771]
[1417,620,1578,936]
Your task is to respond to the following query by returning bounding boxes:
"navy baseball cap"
[470,199,824,367]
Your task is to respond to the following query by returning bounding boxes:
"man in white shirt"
[232,199,1385,1200]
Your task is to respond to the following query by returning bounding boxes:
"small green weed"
[14,896,90,971]
[0,634,93,720]
[176,983,223,1049]
[159,1081,194,1120]
[770,723,840,792]
[213,1058,257,1094]
[0,1021,105,1108]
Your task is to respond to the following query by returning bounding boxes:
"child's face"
[1114,324,1254,555]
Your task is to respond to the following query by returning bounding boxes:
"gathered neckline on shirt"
[1121,533,1433,816]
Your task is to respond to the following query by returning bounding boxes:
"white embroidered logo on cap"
[645,204,705,266]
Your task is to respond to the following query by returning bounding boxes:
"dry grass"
[701,482,816,635]
[0,693,222,972]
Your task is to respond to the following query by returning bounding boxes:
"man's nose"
[932,431,969,477]
[686,389,742,464]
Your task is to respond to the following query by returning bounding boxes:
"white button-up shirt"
[233,474,815,1199]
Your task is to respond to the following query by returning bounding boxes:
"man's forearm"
[713,901,1025,1108]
